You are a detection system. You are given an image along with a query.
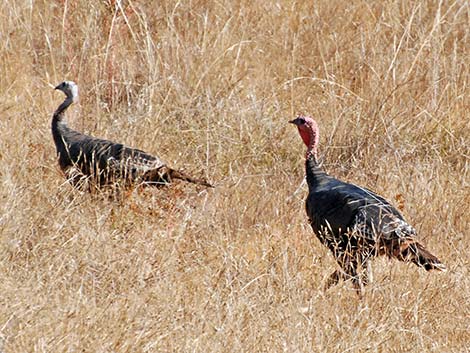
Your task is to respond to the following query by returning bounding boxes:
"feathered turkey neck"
[53,93,74,123]
[52,84,78,161]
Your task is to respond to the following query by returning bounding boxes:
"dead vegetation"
[0,0,468,351]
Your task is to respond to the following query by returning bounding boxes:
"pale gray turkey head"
[55,81,79,102]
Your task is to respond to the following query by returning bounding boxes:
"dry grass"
[0,0,469,351]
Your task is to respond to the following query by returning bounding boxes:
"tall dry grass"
[0,0,468,351]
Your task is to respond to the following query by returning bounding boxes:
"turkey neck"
[305,151,328,192]
[53,95,74,122]
[51,95,74,155]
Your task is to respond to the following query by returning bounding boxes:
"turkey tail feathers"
[399,242,446,272]
[168,169,214,188]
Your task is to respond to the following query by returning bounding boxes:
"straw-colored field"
[0,1,468,351]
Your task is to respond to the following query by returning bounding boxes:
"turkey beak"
[289,118,301,126]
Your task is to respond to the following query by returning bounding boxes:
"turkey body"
[52,121,168,186]
[290,115,445,293]
[52,81,212,188]
[306,159,427,271]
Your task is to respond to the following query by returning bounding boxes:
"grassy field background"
[0,0,469,351]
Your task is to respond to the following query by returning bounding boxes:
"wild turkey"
[289,115,445,293]
[52,81,213,188]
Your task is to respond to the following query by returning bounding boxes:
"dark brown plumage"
[290,115,445,293]
[52,81,213,188]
